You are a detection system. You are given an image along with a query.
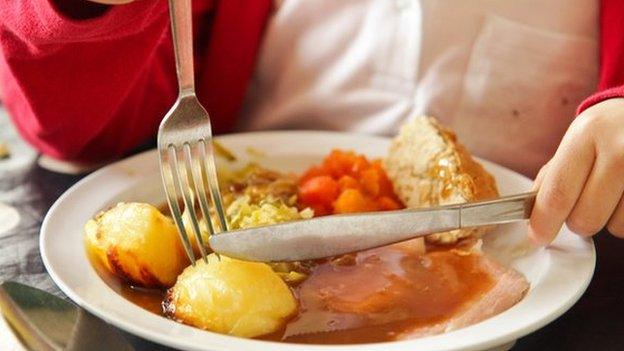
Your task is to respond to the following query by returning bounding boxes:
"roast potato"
[85,202,188,288]
[182,207,211,256]
[164,254,297,338]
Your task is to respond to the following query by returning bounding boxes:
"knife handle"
[459,191,536,228]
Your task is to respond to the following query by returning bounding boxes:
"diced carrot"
[378,176,395,197]
[371,161,395,196]
[360,168,381,197]
[300,166,328,184]
[323,150,354,178]
[333,189,378,214]
[350,154,370,176]
[338,175,361,191]
[369,160,383,172]
[378,196,402,211]
[298,176,340,205]
[309,203,332,217]
[298,149,404,216]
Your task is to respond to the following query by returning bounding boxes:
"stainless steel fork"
[158,0,228,265]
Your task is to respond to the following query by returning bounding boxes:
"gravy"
[88,241,494,344]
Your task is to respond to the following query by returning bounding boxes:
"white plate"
[41,131,595,351]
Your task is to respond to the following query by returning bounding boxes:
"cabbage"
[226,195,313,230]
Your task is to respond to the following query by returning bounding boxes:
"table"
[1,111,623,350]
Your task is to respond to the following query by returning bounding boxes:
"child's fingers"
[566,152,624,236]
[531,160,551,192]
[527,128,594,245]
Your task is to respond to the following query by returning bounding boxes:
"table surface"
[1,112,623,351]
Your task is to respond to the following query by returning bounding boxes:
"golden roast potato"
[182,208,211,256]
[164,254,297,338]
[85,202,189,288]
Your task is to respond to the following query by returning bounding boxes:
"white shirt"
[240,0,598,176]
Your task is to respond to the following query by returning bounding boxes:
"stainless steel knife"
[0,281,134,351]
[209,191,536,262]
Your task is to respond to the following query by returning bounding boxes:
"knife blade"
[0,281,134,351]
[209,192,536,262]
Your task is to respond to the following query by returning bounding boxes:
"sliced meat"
[398,255,529,339]
[282,243,528,344]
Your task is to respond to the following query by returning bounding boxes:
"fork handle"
[169,0,195,95]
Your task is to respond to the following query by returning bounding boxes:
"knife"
[0,281,134,351]
[209,191,536,262]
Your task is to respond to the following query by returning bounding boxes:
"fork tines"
[159,139,228,265]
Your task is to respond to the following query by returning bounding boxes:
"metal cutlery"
[209,191,536,262]
[0,282,134,351]
[158,0,228,265]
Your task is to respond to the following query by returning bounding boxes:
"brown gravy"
[88,241,494,344]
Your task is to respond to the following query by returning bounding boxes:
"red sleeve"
[0,0,176,161]
[578,0,624,113]
[197,0,272,134]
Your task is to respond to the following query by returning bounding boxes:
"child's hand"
[529,98,624,244]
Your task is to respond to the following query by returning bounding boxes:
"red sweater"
[578,0,624,113]
[0,0,271,161]
[0,0,621,161]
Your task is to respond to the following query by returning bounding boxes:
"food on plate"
[385,116,499,244]
[227,195,313,230]
[0,141,10,159]
[86,117,529,344]
[284,243,528,342]
[84,202,188,288]
[181,163,309,254]
[181,207,211,256]
[164,254,297,338]
[222,163,300,207]
[298,150,403,215]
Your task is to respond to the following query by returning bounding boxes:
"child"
[0,0,271,160]
[1,0,623,244]
[530,0,624,245]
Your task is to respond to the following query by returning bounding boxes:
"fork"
[158,0,228,265]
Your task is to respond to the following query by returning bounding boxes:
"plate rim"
[40,130,596,351]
